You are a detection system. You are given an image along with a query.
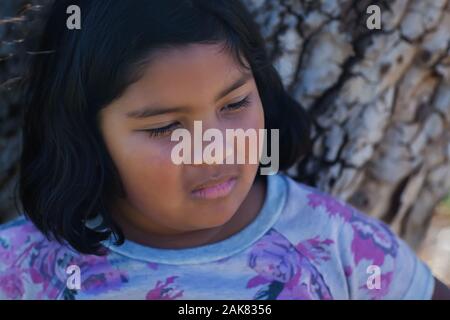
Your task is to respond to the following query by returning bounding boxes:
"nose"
[187,119,235,166]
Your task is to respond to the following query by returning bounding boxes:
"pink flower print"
[82,269,128,293]
[306,190,398,266]
[247,230,332,300]
[75,251,129,294]
[295,236,334,264]
[0,247,16,267]
[349,215,398,266]
[0,270,25,299]
[276,265,333,300]
[0,223,40,267]
[307,193,353,221]
[29,267,44,284]
[344,266,353,277]
[248,231,299,283]
[146,276,184,300]
[358,272,394,299]
[148,262,158,270]
[246,275,272,289]
[0,221,40,258]
[0,238,70,299]
[0,220,130,299]
[27,241,78,299]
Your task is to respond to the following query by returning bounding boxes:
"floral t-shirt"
[0,173,434,300]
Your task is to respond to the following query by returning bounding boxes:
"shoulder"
[276,173,395,241]
[0,215,131,300]
[0,215,48,253]
[274,173,359,239]
[274,174,434,299]
[275,173,409,268]
[0,215,79,299]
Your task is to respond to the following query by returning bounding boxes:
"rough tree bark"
[1,0,450,250]
[243,0,450,250]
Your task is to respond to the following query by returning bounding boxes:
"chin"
[193,203,239,228]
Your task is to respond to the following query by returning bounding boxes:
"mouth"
[191,176,238,200]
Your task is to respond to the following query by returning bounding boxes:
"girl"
[0,0,449,300]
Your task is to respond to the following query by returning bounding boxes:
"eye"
[142,122,181,138]
[221,95,251,112]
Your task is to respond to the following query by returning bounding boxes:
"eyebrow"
[126,72,253,119]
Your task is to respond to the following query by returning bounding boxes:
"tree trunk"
[1,0,450,250]
[243,0,450,250]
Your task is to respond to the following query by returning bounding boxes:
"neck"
[112,175,267,249]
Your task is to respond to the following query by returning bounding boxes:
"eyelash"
[143,95,251,138]
[221,95,252,112]
[143,122,181,138]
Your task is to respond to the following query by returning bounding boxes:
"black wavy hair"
[18,0,311,255]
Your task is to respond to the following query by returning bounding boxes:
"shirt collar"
[101,173,288,265]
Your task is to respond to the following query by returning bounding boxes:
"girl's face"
[98,43,265,245]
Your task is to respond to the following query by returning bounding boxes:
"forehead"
[121,43,251,104]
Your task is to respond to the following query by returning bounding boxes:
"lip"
[191,176,238,200]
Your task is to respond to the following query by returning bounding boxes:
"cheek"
[107,135,183,204]
[232,100,265,167]
[254,100,265,129]
[240,97,265,129]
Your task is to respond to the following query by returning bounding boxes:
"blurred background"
[1,0,449,284]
